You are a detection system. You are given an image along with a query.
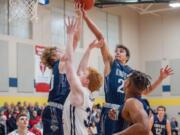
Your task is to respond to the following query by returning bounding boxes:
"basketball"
[76,0,95,10]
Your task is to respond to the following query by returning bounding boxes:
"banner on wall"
[35,45,51,92]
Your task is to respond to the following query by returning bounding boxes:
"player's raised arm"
[81,8,113,75]
[143,65,173,95]
[64,17,84,95]
[77,39,104,75]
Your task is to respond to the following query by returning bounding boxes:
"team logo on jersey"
[154,123,166,135]
[84,107,93,128]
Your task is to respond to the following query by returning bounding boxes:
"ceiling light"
[169,2,180,8]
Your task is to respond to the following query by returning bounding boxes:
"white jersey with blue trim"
[63,88,93,135]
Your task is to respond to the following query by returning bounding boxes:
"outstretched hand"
[74,0,87,18]
[74,1,83,17]
[73,2,82,48]
[89,39,104,49]
[159,65,173,80]
[65,16,78,35]
[60,54,68,62]
[81,8,87,18]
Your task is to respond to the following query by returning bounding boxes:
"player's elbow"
[141,129,149,135]
[138,129,149,135]
[138,123,149,135]
[142,128,149,135]
[98,34,104,40]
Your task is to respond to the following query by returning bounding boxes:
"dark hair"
[116,44,130,62]
[17,101,21,105]
[157,105,166,112]
[128,70,151,92]
[16,113,27,121]
[96,104,101,109]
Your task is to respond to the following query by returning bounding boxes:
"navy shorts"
[42,106,63,135]
[100,107,115,135]
[100,107,123,135]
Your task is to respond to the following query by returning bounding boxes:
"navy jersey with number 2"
[100,60,133,135]
[105,60,133,105]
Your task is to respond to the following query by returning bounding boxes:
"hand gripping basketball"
[74,0,95,10]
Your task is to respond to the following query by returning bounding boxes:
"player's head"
[115,45,130,64]
[79,67,103,92]
[157,105,166,116]
[124,70,151,95]
[16,113,29,129]
[41,47,63,69]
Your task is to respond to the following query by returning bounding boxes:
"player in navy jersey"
[108,70,152,135]
[150,106,171,135]
[41,47,69,135]
[40,5,82,135]
[81,6,173,135]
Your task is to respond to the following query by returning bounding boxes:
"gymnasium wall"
[102,6,140,70]
[99,6,180,122]
[139,11,180,122]
[0,34,49,105]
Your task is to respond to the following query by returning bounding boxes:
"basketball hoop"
[9,0,39,22]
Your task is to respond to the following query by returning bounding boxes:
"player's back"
[48,60,70,104]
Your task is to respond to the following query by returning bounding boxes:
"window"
[0,0,32,39]
[51,7,65,46]
[0,0,8,35]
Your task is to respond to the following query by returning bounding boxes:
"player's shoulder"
[126,97,140,104]
[125,98,143,108]
[166,119,170,124]
[125,65,133,72]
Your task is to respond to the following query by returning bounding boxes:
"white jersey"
[63,89,93,135]
[8,130,35,135]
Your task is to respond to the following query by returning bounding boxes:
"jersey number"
[117,78,124,93]
[155,128,162,135]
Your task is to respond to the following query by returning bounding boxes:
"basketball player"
[108,70,152,135]
[81,7,173,135]
[41,6,82,135]
[62,17,103,135]
[150,106,171,135]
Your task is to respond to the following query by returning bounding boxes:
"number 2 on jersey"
[117,78,124,93]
